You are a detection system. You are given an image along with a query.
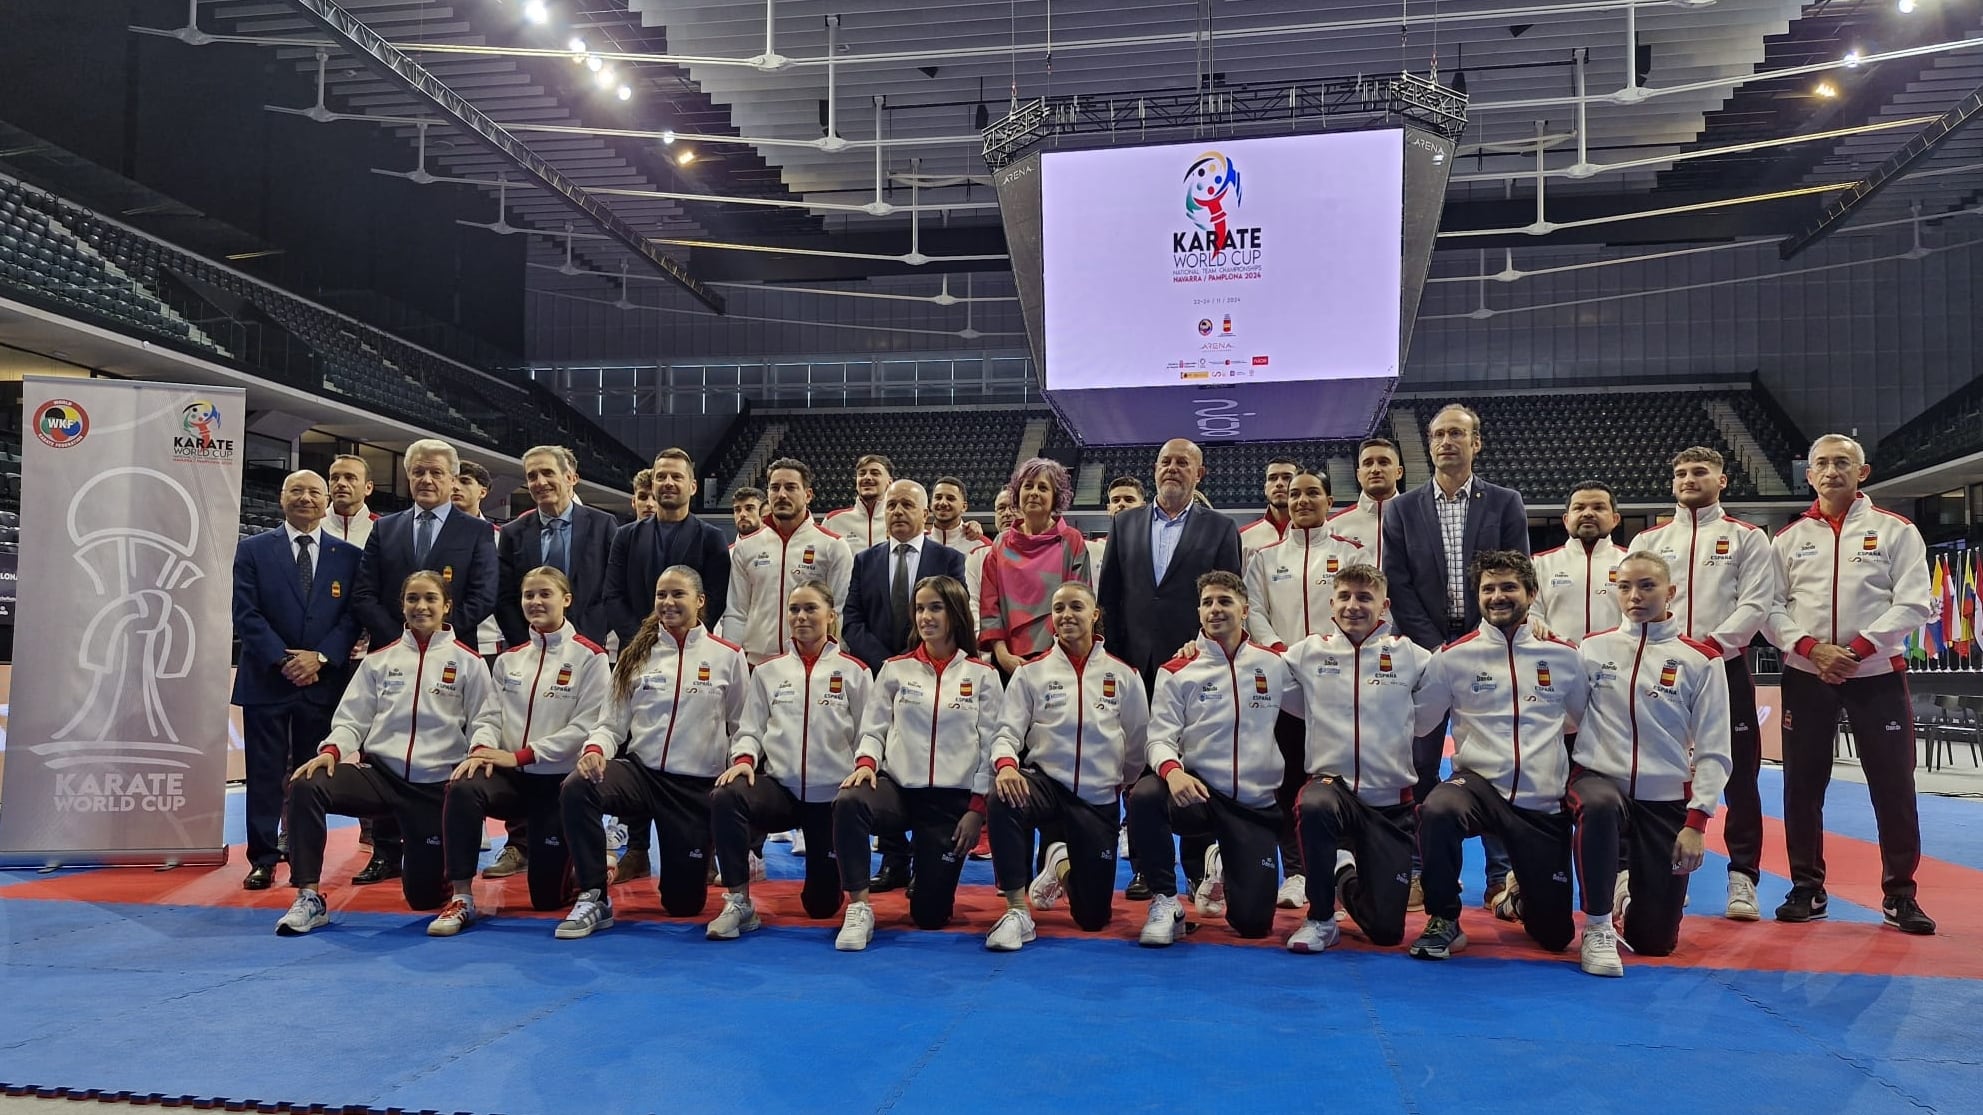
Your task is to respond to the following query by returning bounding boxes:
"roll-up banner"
[0,378,243,866]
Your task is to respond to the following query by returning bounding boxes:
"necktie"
[546,518,570,573]
[892,542,915,645]
[415,509,437,566]
[295,533,314,597]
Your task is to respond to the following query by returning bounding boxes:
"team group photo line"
[232,403,1935,979]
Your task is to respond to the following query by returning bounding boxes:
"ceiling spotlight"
[594,66,616,89]
[522,0,549,25]
[1815,80,1838,98]
[1897,0,1917,11]
[587,55,605,72]
[676,149,696,166]
[1843,49,1862,68]
[616,84,632,101]
[661,129,676,145]
[567,36,586,56]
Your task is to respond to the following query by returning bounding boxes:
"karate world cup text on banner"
[0,378,244,866]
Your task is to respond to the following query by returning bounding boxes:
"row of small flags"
[1908,549,1978,662]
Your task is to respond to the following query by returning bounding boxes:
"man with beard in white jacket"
[1570,551,1731,977]
[1627,446,1778,922]
[1531,481,1625,644]
[1409,550,1588,962]
[724,458,854,666]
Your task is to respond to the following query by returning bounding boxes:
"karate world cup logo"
[1184,151,1242,241]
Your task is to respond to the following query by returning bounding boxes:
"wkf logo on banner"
[32,399,88,448]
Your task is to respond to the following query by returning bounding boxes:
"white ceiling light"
[616,84,632,101]
[522,0,549,26]
[593,65,616,89]
[1843,49,1863,68]
[1898,0,1917,12]
[566,36,585,57]
[585,54,604,72]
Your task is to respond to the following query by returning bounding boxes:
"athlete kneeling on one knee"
[1130,571,1289,947]
[706,580,872,940]
[277,571,490,936]
[1568,551,1732,976]
[983,582,1150,951]
[427,566,610,937]
[831,575,1002,951]
[555,565,746,939]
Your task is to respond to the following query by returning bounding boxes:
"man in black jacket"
[601,447,731,642]
[497,445,621,647]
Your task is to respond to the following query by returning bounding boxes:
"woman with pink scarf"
[979,457,1091,675]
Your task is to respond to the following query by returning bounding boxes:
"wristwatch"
[314,651,328,666]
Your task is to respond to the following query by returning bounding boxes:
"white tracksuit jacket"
[730,640,872,803]
[1415,621,1589,812]
[1626,503,1777,660]
[1531,538,1625,644]
[1239,513,1290,560]
[588,625,747,775]
[320,626,490,783]
[722,518,855,664]
[990,640,1151,806]
[1243,526,1366,648]
[1326,494,1392,566]
[1149,634,1289,809]
[1282,624,1434,805]
[823,501,884,548]
[469,621,610,774]
[929,525,990,618]
[855,645,1003,797]
[1575,615,1733,826]
[1765,494,1933,679]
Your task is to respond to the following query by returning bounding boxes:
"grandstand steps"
[1326,456,1356,503]
[1016,417,1050,469]
[1074,461,1105,507]
[1704,398,1791,496]
[725,423,787,503]
[1389,407,1431,485]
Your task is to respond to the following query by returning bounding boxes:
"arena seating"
[1875,375,1983,480]
[0,175,643,488]
[711,385,1805,515]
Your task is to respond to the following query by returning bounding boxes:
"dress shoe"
[1125,872,1153,901]
[869,861,912,893]
[351,853,401,885]
[242,865,275,891]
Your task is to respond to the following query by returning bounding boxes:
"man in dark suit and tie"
[843,480,967,671]
[1098,438,1244,690]
[602,447,731,644]
[841,479,966,889]
[349,438,499,884]
[231,470,363,890]
[1098,438,1243,900]
[496,445,621,647]
[1381,403,1532,905]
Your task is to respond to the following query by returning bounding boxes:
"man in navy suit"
[602,447,730,642]
[843,480,967,671]
[349,438,499,883]
[231,470,363,890]
[1381,403,1532,903]
[1098,438,1244,691]
[497,445,621,647]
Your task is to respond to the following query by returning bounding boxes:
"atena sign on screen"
[1042,130,1403,392]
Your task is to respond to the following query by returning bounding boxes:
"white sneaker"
[791,830,808,857]
[1286,918,1341,954]
[425,895,476,937]
[1028,841,1069,909]
[749,851,768,884]
[1193,844,1226,918]
[1726,874,1760,922]
[836,901,876,951]
[1277,874,1307,909]
[1140,893,1186,947]
[985,907,1037,952]
[555,889,613,939]
[275,889,328,936]
[1613,870,1632,932]
[706,892,761,940]
[1580,924,1625,977]
[768,829,795,844]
